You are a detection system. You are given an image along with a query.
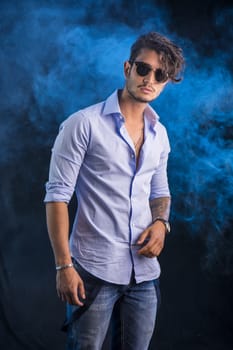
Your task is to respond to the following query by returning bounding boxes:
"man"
[45,32,184,350]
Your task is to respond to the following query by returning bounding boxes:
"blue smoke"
[1,1,232,274]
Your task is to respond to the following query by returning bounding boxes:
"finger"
[137,241,152,255]
[138,231,163,253]
[138,249,156,258]
[68,277,86,306]
[68,294,81,306]
[147,244,163,257]
[65,293,74,305]
[78,280,86,300]
[60,292,66,303]
[148,252,156,258]
[68,289,85,306]
[61,290,84,306]
[137,229,149,245]
[137,239,159,256]
[140,250,157,258]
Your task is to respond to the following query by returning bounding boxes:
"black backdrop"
[0,0,233,349]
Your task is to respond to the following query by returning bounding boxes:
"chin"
[135,94,154,103]
[129,91,153,103]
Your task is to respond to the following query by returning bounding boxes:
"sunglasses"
[131,61,169,83]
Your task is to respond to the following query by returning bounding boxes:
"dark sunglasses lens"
[155,69,167,82]
[135,62,168,82]
[136,63,151,76]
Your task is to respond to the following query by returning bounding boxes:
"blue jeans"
[65,260,159,350]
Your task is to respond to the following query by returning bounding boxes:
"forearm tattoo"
[149,197,171,221]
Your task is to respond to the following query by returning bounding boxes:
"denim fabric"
[66,261,159,350]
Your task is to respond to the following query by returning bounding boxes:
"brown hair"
[129,32,185,83]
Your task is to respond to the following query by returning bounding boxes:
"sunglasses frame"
[130,60,169,83]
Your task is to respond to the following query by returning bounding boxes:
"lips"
[139,86,153,93]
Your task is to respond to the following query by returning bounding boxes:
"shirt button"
[131,153,135,158]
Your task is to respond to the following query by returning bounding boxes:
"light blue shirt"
[44,90,170,284]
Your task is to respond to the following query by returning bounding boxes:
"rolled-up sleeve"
[150,127,171,199]
[44,112,89,203]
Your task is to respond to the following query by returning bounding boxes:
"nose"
[143,70,155,84]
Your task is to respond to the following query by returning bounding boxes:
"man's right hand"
[56,267,86,306]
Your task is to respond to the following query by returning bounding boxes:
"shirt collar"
[103,89,159,131]
[103,90,122,116]
[144,104,159,132]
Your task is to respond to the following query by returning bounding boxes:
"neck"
[118,89,147,123]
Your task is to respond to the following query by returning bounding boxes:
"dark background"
[0,0,233,349]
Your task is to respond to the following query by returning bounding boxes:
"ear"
[124,61,131,78]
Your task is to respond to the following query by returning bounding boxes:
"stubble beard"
[126,84,154,104]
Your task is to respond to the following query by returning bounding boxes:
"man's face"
[124,48,169,103]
